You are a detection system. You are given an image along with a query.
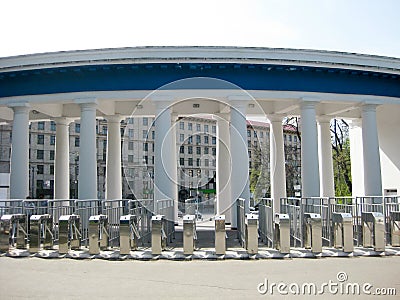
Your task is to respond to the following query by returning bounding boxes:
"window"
[180,158,185,166]
[50,150,55,160]
[37,150,44,159]
[128,141,134,150]
[204,124,209,132]
[212,147,216,155]
[248,140,251,147]
[152,131,155,139]
[254,130,257,138]
[180,146,184,154]
[188,146,193,154]
[260,131,264,138]
[127,118,134,124]
[101,126,106,135]
[144,143,148,151]
[288,135,292,142]
[152,156,155,164]
[128,155,134,163]
[204,136,209,144]
[188,158,193,166]
[188,123,193,130]
[152,143,155,152]
[143,117,148,126]
[75,123,80,133]
[196,158,201,167]
[294,135,297,143]
[75,137,80,147]
[188,136,193,144]
[196,124,201,131]
[180,134,184,142]
[248,151,252,158]
[254,140,258,147]
[37,165,44,174]
[205,159,209,167]
[38,122,45,130]
[50,121,56,131]
[247,130,251,137]
[36,180,44,189]
[204,147,209,154]
[50,165,54,175]
[128,129,134,138]
[144,156,148,164]
[142,130,147,139]
[196,135,201,144]
[196,147,201,155]
[37,134,44,144]
[179,121,184,130]
[212,125,216,134]
[212,137,216,145]
[50,135,55,145]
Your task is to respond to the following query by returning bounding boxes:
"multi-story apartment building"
[0,117,301,200]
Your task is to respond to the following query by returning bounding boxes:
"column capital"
[317,115,332,123]
[75,98,98,110]
[8,102,30,113]
[267,114,285,123]
[299,98,319,110]
[361,103,379,113]
[53,117,72,126]
[105,114,123,123]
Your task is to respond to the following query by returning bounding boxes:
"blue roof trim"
[0,63,399,98]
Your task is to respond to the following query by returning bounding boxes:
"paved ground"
[1,256,399,299]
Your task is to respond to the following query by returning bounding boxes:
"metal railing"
[156,199,175,243]
[280,197,304,247]
[258,198,274,247]
[236,198,247,247]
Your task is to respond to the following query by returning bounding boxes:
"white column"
[77,101,98,199]
[300,101,320,197]
[216,113,232,222]
[268,115,287,214]
[154,100,175,220]
[9,104,30,199]
[349,120,365,197]
[317,117,335,198]
[105,115,122,200]
[54,117,71,199]
[230,101,250,227]
[361,104,382,196]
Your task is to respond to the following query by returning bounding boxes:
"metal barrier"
[58,215,81,254]
[0,200,24,217]
[88,215,109,255]
[183,215,196,255]
[329,197,358,246]
[120,215,140,255]
[303,213,322,253]
[390,211,400,247]
[332,212,353,252]
[102,200,123,247]
[0,214,27,252]
[237,198,247,247]
[362,212,385,251]
[156,199,175,243]
[274,214,290,254]
[129,200,153,246]
[280,198,303,247]
[151,215,166,255]
[245,213,258,254]
[215,215,226,255]
[29,214,53,253]
[258,198,274,247]
[302,197,331,246]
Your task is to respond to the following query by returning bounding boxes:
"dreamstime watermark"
[257,272,397,296]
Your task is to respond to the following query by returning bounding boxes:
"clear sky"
[1,0,399,58]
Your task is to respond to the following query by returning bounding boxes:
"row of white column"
[8,100,383,219]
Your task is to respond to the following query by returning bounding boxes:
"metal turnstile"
[151,215,166,255]
[88,215,109,255]
[245,214,258,254]
[390,211,400,247]
[0,214,27,252]
[362,212,385,251]
[215,215,226,255]
[29,214,54,253]
[303,213,322,253]
[183,215,196,255]
[332,212,353,252]
[58,215,81,254]
[120,215,140,255]
[274,213,290,254]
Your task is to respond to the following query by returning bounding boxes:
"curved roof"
[1,46,400,74]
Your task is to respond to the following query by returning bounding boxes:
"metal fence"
[280,197,304,247]
[236,198,247,247]
[257,198,274,247]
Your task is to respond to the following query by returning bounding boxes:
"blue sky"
[1,0,399,58]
